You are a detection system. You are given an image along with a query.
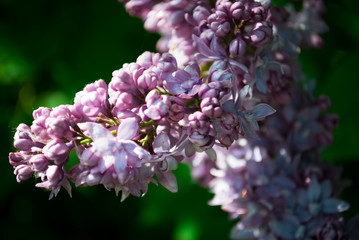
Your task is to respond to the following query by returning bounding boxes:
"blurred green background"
[0,0,358,239]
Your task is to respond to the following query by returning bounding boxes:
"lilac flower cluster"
[9,0,358,239]
[9,48,274,201]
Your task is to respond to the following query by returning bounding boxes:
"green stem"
[140,134,150,147]
[156,87,172,96]
[140,119,154,128]
[80,138,92,144]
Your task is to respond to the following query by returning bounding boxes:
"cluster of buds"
[9,0,359,239]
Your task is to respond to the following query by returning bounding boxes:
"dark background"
[0,0,358,239]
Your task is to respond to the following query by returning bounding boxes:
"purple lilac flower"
[74,79,111,121]
[14,124,34,151]
[187,111,216,150]
[134,68,158,91]
[14,164,33,183]
[144,89,171,121]
[45,105,75,140]
[70,118,154,200]
[109,68,143,116]
[168,96,185,122]
[213,112,241,146]
[119,0,154,19]
[29,154,49,172]
[10,105,78,198]
[31,107,52,141]
[43,139,72,165]
[250,21,273,45]
[229,38,247,57]
[122,0,197,67]
[36,165,72,199]
[164,63,204,97]
[151,132,181,193]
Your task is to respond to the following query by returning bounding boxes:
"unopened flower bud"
[216,112,240,146]
[230,1,245,22]
[111,69,135,91]
[113,91,137,112]
[30,154,49,172]
[31,108,51,141]
[199,29,215,46]
[46,117,70,139]
[158,53,177,73]
[51,105,70,118]
[136,51,161,69]
[14,124,34,151]
[320,114,339,130]
[210,21,231,37]
[201,97,222,118]
[250,21,272,45]
[241,3,252,21]
[144,90,170,120]
[250,5,266,23]
[188,130,216,149]
[9,152,27,167]
[46,165,63,181]
[187,111,216,149]
[135,69,158,90]
[316,131,334,147]
[43,139,70,165]
[218,135,234,146]
[14,164,33,183]
[192,5,211,24]
[315,95,331,112]
[74,79,110,120]
[33,107,51,120]
[229,38,247,57]
[221,113,238,134]
[188,111,210,134]
[198,83,219,99]
[40,165,64,188]
[169,97,185,122]
[124,62,142,78]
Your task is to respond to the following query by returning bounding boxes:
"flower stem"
[80,138,92,144]
[140,120,155,128]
